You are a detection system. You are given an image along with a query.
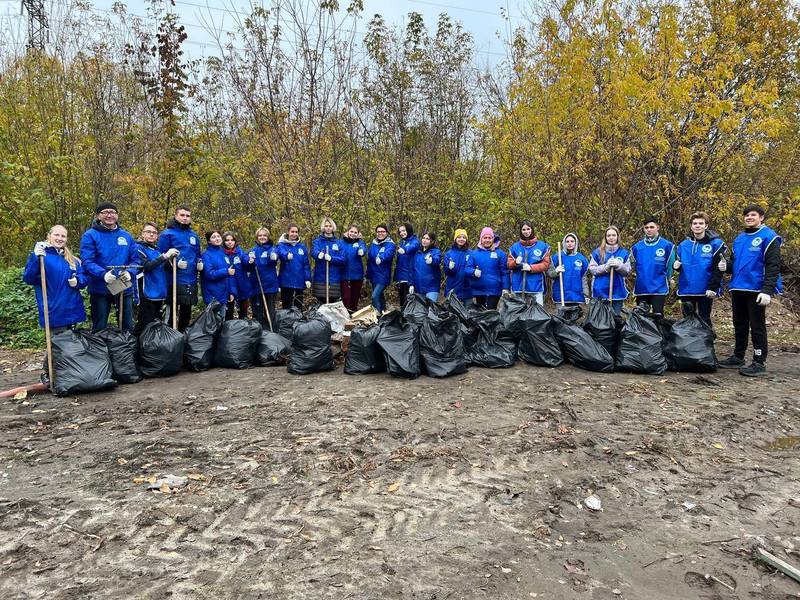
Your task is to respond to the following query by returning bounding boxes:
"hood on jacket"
[685,229,720,243]
[166,217,191,230]
[137,239,158,249]
[92,219,119,232]
[562,232,579,255]
[278,233,301,245]
[373,236,394,245]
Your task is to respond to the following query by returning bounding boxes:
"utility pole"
[21,0,48,51]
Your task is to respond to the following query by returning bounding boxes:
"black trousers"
[731,291,768,363]
[252,292,278,331]
[165,302,192,332]
[680,296,713,326]
[396,281,410,308]
[281,287,305,310]
[473,295,499,310]
[636,294,666,315]
[136,299,163,334]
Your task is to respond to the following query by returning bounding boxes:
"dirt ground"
[1,300,799,600]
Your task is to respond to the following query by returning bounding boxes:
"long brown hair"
[598,226,620,263]
[47,225,79,270]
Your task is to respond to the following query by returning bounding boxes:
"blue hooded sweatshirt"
[80,221,138,296]
[470,245,509,296]
[277,234,312,290]
[23,247,88,329]
[341,235,367,281]
[367,236,396,285]
[249,241,280,294]
[157,218,201,286]
[311,235,346,284]
[135,240,168,301]
[226,245,253,300]
[412,246,442,295]
[394,228,419,283]
[201,245,237,305]
[443,244,475,300]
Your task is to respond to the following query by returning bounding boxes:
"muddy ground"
[1,300,799,600]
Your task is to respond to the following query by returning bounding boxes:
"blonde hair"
[599,226,620,263]
[47,225,79,270]
[319,217,337,233]
[255,226,271,242]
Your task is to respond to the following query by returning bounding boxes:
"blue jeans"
[91,293,134,332]
[425,291,439,302]
[371,283,387,312]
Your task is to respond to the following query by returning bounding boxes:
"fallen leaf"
[13,390,27,400]
[117,458,128,465]
[712,442,725,449]
[387,482,400,493]
[453,401,462,409]
[159,482,171,493]
[187,473,206,481]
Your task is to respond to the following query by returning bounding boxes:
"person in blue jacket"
[157,205,201,332]
[718,204,782,377]
[277,223,312,309]
[24,225,88,387]
[311,217,346,304]
[79,202,138,332]
[366,224,395,313]
[394,222,419,308]
[631,216,674,315]
[341,224,367,312]
[589,225,631,315]
[135,222,179,334]
[443,228,475,301]
[410,231,442,302]
[508,220,551,305]
[671,211,726,325]
[471,227,509,309]
[547,233,590,306]
[222,231,253,320]
[249,226,280,330]
[201,230,237,319]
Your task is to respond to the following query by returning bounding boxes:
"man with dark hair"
[80,202,138,331]
[631,216,674,315]
[718,204,782,376]
[158,205,201,331]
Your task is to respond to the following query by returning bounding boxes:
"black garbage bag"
[96,327,142,383]
[275,307,303,342]
[498,292,529,337]
[50,329,117,396]
[138,321,185,378]
[376,311,421,378]
[288,314,335,374]
[516,302,563,368]
[257,331,292,366]
[419,310,467,377]
[443,292,480,351]
[616,307,667,374]
[402,293,432,326]
[583,299,621,359]
[214,319,262,369]
[553,306,614,373]
[184,301,223,372]
[344,325,386,375]
[663,307,717,372]
[467,310,517,368]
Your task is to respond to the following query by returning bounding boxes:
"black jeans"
[165,302,192,332]
[396,281,410,308]
[731,291,768,363]
[681,297,713,326]
[136,299,163,334]
[252,292,278,331]
[281,287,305,310]
[473,295,499,310]
[636,294,666,315]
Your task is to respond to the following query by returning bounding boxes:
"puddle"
[765,436,800,451]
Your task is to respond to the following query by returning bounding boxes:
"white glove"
[522,263,532,272]
[248,252,256,263]
[104,271,116,284]
[555,264,565,273]
[515,255,523,265]
[756,293,771,306]
[607,258,619,269]
[409,286,415,294]
[397,247,405,255]
[376,257,381,265]
[68,276,78,288]
[718,258,727,272]
[197,261,204,272]
[352,242,359,249]
[119,271,132,284]
[33,241,48,256]
[357,249,364,256]
[318,251,325,259]
[425,254,432,265]
[164,248,179,259]
[672,259,681,270]
[705,290,717,298]
[305,280,311,289]
[324,253,331,262]
[474,267,482,278]
[177,258,188,269]
[270,252,278,261]
[448,260,455,270]
[584,297,591,304]
[227,266,236,276]
[286,252,294,261]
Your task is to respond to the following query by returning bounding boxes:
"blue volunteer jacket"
[80,222,138,296]
[250,242,280,294]
[366,237,396,285]
[632,236,674,295]
[443,245,474,300]
[135,241,168,301]
[552,251,589,304]
[729,225,783,294]
[23,248,88,329]
[201,246,237,305]
[277,235,312,290]
[412,247,442,295]
[311,235,346,285]
[226,247,253,300]
[470,246,509,296]
[591,247,630,300]
[675,235,725,297]
[341,237,367,281]
[509,239,550,293]
[394,235,419,283]
[157,219,201,286]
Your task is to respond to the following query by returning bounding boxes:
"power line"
[406,0,524,20]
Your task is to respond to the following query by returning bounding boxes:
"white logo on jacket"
[751,237,763,247]
[298,249,304,255]
[574,260,583,267]
[533,249,542,257]
[261,251,268,258]
[702,244,712,253]
[233,256,241,264]
[655,248,665,257]
[117,236,128,245]
[490,252,497,259]
[190,237,197,245]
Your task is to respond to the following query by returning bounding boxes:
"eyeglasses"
[143,229,158,235]
[99,210,118,215]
